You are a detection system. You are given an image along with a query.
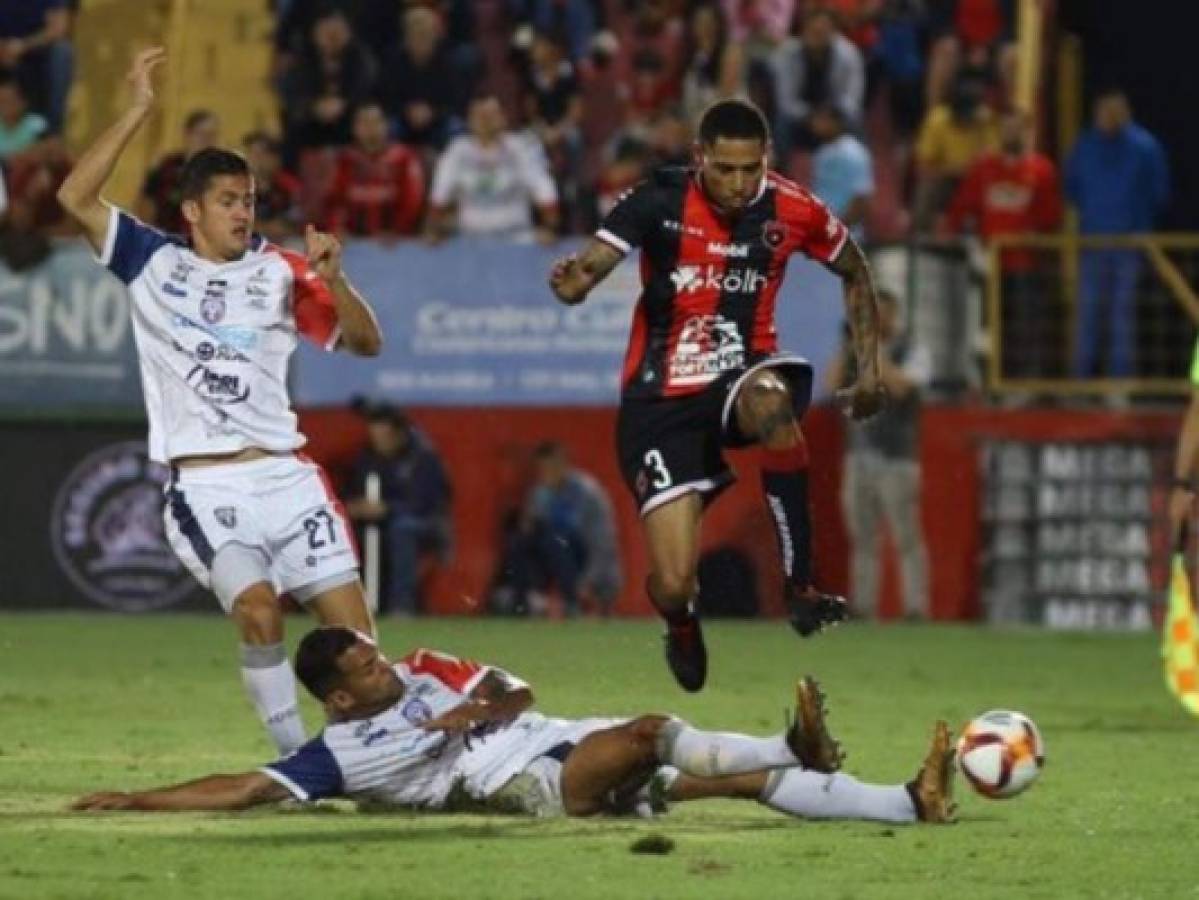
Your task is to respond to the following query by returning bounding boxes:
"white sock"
[240,643,306,756]
[656,718,798,776]
[760,769,917,824]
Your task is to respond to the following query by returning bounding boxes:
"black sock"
[761,445,813,591]
[647,576,696,626]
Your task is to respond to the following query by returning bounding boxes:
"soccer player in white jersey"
[56,48,384,756]
[74,627,956,825]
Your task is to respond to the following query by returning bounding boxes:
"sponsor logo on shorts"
[214,506,237,528]
[49,441,195,612]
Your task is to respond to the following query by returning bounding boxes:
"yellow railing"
[986,234,1199,395]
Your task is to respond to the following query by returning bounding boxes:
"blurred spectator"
[325,102,426,239]
[523,28,583,227]
[810,104,874,241]
[0,135,72,271]
[771,8,865,157]
[1065,88,1170,378]
[912,76,997,231]
[646,108,692,166]
[274,0,401,83]
[427,93,559,243]
[680,2,745,124]
[944,109,1061,377]
[345,403,453,617]
[0,74,48,160]
[826,289,931,620]
[510,0,601,63]
[0,0,72,133]
[493,442,622,618]
[617,0,686,98]
[279,7,377,157]
[721,0,795,52]
[594,134,651,220]
[243,131,303,241]
[378,5,473,151]
[626,49,678,126]
[874,0,927,138]
[135,109,219,233]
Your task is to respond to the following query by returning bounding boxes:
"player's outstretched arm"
[304,223,383,357]
[829,236,886,420]
[57,47,165,253]
[71,771,289,813]
[421,669,535,737]
[548,238,624,306]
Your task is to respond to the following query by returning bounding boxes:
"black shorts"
[616,355,813,516]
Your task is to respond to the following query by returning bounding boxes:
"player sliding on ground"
[56,49,384,756]
[548,99,886,693]
[74,627,956,825]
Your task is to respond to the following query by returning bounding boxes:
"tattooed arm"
[829,236,886,419]
[548,238,625,306]
[420,668,535,737]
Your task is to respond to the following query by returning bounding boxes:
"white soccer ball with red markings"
[956,710,1044,799]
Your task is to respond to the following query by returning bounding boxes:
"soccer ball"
[956,710,1044,799]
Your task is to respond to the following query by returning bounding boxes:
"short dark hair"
[698,99,769,147]
[533,440,565,460]
[242,130,280,153]
[184,109,217,133]
[179,148,252,201]
[295,627,361,700]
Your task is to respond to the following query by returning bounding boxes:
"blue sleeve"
[261,736,344,801]
[98,206,171,284]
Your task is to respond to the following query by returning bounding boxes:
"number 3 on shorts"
[644,449,672,489]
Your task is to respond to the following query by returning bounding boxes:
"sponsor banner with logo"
[1,422,207,610]
[0,243,144,412]
[293,238,844,407]
[977,438,1171,631]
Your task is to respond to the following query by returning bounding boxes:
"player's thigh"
[559,716,667,816]
[724,359,813,446]
[305,579,376,637]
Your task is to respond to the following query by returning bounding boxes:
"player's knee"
[650,570,697,605]
[627,716,671,761]
[231,589,283,643]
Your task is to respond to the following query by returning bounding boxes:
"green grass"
[1,615,1196,899]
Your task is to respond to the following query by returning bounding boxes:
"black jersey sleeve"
[595,179,659,255]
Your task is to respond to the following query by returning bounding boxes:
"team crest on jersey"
[201,280,228,323]
[214,506,237,528]
[401,698,433,726]
[762,220,788,249]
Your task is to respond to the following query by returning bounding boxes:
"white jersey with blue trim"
[260,649,569,809]
[98,205,341,463]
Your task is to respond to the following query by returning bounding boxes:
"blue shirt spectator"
[1065,93,1169,234]
[810,105,873,242]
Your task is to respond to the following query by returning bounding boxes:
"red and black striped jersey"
[596,167,848,400]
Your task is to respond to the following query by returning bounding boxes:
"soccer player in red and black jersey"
[549,99,885,692]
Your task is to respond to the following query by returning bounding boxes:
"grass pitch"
[0,614,1195,900]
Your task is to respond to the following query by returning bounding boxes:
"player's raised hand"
[126,47,166,111]
[71,791,139,811]
[836,378,888,421]
[305,223,343,282]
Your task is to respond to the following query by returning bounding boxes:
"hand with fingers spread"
[126,46,166,111]
[305,223,343,283]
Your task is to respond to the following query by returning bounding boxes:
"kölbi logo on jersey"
[669,265,767,295]
[50,441,196,611]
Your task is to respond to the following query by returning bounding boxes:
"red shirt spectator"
[956,0,1004,49]
[325,103,425,238]
[945,112,1061,270]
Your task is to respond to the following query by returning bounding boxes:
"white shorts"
[163,453,359,611]
[458,713,625,816]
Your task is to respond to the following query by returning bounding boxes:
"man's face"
[353,106,390,152]
[999,114,1026,154]
[469,98,505,141]
[244,141,278,179]
[404,8,440,60]
[697,136,766,216]
[1095,94,1130,135]
[810,108,840,143]
[184,174,255,259]
[314,13,351,54]
[185,116,220,156]
[0,84,26,124]
[803,14,835,51]
[535,453,566,486]
[367,419,408,457]
[328,640,404,715]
